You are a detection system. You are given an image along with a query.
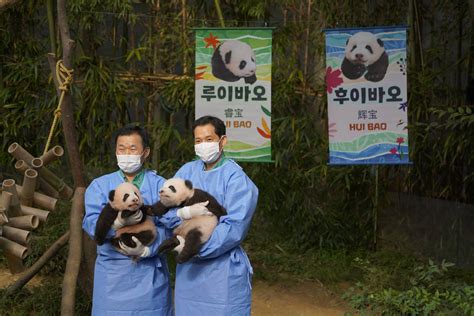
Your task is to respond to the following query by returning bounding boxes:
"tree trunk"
[51,0,96,309]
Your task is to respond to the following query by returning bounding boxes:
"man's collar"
[204,153,228,171]
[119,168,146,188]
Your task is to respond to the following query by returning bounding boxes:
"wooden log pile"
[0,143,73,273]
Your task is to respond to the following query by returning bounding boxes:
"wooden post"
[61,187,85,315]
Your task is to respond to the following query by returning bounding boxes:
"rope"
[43,60,74,155]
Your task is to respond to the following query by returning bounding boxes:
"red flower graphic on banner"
[389,147,398,155]
[204,33,220,49]
[396,137,405,144]
[325,67,343,94]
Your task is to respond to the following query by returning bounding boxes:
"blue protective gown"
[83,170,173,316]
[164,159,258,316]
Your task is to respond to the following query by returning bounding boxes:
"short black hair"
[192,116,226,138]
[113,124,150,149]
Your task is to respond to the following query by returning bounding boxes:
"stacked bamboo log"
[0,143,73,273]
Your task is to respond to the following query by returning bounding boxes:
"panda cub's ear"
[108,190,116,202]
[184,180,193,190]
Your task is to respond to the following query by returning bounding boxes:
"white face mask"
[194,139,222,164]
[116,154,143,174]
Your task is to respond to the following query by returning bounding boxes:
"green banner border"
[195,28,274,163]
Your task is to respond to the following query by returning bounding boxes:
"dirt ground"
[0,268,349,315]
[0,267,44,289]
[252,279,348,316]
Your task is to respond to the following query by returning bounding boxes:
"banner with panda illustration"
[324,26,410,165]
[194,28,273,162]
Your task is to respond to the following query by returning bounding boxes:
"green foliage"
[245,225,360,283]
[0,0,472,253]
[409,106,474,201]
[344,259,474,315]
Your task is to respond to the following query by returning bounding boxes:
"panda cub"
[95,182,156,256]
[341,32,389,82]
[212,40,257,84]
[149,178,226,263]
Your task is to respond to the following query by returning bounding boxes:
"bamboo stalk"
[17,159,60,198]
[8,144,73,199]
[31,158,58,196]
[16,184,57,211]
[213,0,225,27]
[5,231,70,295]
[8,143,35,165]
[46,0,56,54]
[0,237,28,259]
[40,145,64,165]
[31,157,73,199]
[0,190,12,211]
[37,179,60,199]
[2,225,31,246]
[2,179,22,217]
[20,205,50,223]
[20,169,38,206]
[0,206,8,225]
[14,159,28,173]
[181,0,188,74]
[7,215,40,230]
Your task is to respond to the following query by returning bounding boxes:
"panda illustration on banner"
[341,32,389,82]
[211,40,257,84]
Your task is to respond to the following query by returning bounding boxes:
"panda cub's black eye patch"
[169,185,176,193]
[365,45,373,54]
[123,193,129,202]
[350,45,357,52]
[239,60,247,70]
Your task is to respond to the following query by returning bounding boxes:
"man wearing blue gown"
[82,125,173,315]
[164,116,259,315]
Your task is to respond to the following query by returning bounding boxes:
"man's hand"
[112,210,143,230]
[117,236,150,257]
[177,201,213,219]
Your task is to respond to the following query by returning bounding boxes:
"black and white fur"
[95,182,156,253]
[341,32,389,82]
[150,178,226,263]
[211,40,257,84]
